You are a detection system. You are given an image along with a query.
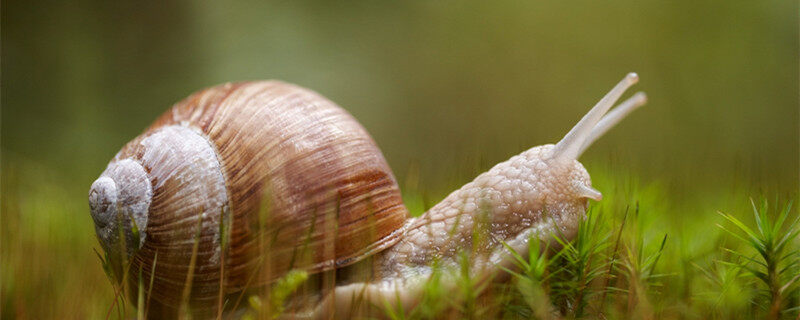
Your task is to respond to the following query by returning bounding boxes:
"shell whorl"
[89,159,152,258]
[89,81,409,315]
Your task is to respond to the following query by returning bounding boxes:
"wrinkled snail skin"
[376,73,645,279]
[89,74,647,318]
[305,73,647,319]
[377,144,592,277]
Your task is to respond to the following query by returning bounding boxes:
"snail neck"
[375,145,589,282]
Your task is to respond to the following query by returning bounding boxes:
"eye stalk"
[89,158,152,259]
[550,73,648,204]
[553,72,646,161]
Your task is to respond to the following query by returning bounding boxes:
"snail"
[89,73,647,318]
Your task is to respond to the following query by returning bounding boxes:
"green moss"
[2,159,798,319]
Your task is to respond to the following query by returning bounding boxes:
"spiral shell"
[90,81,409,315]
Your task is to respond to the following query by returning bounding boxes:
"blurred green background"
[2,0,797,318]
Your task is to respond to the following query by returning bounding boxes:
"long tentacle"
[552,73,639,161]
[577,91,648,156]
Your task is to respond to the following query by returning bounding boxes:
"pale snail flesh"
[89,73,647,318]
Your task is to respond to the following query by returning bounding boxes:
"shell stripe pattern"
[119,81,408,308]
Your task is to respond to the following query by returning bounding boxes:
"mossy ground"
[2,158,798,319]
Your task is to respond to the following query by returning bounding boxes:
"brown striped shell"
[88,81,409,316]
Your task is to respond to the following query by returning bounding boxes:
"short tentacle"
[575,183,603,201]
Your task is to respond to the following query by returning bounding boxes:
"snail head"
[494,73,647,244]
[539,72,647,216]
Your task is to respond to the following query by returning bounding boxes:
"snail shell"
[89,81,409,315]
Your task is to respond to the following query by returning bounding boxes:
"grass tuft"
[4,161,798,319]
[718,199,800,320]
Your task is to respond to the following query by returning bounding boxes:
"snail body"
[89,74,647,318]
